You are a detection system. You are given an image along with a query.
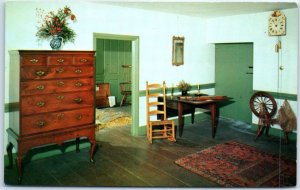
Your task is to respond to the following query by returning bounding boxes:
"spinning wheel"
[249,91,277,140]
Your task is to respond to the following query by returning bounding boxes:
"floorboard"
[4,117,297,187]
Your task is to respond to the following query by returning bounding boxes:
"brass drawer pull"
[57,58,64,63]
[74,98,82,103]
[75,69,82,74]
[75,82,83,87]
[36,121,46,128]
[36,85,45,90]
[57,81,65,86]
[36,101,45,107]
[80,58,87,63]
[76,114,82,120]
[57,95,65,100]
[56,68,65,73]
[35,70,46,77]
[57,113,65,120]
[30,58,39,64]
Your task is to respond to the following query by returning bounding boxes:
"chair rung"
[149,110,164,115]
[147,93,161,97]
[150,120,174,125]
[148,102,164,106]
[147,84,162,88]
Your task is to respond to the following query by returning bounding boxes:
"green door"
[96,39,132,104]
[215,43,253,123]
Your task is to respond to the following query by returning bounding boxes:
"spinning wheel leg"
[284,132,289,144]
[255,125,265,140]
[265,124,270,136]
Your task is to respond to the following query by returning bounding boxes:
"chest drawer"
[48,55,73,65]
[21,66,94,80]
[73,55,94,65]
[21,78,94,96]
[21,55,47,66]
[21,91,94,115]
[21,107,94,136]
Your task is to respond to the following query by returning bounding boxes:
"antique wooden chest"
[6,50,97,183]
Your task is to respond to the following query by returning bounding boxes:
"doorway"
[93,33,139,136]
[95,39,132,104]
[215,43,253,124]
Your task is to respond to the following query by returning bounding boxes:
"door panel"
[215,43,253,123]
[96,39,132,104]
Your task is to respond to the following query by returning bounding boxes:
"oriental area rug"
[175,141,296,187]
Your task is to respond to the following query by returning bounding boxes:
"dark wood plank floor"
[4,117,297,187]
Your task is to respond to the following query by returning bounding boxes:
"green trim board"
[139,83,215,97]
[4,102,19,113]
[253,90,297,101]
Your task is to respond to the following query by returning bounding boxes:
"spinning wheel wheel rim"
[249,91,277,118]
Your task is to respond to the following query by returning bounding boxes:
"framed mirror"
[172,36,184,66]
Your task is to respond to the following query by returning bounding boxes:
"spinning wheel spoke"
[249,91,277,118]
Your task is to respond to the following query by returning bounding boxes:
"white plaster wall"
[5,1,213,147]
[206,8,298,128]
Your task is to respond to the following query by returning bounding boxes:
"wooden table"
[165,96,229,138]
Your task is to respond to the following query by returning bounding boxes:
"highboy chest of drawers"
[6,50,97,183]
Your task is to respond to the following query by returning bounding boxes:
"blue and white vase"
[50,35,63,50]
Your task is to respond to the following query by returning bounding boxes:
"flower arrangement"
[36,6,76,44]
[177,80,192,92]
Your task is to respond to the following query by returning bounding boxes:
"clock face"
[268,14,286,36]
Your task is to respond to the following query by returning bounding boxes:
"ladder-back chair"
[146,81,176,144]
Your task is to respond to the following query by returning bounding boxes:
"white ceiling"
[93,1,298,18]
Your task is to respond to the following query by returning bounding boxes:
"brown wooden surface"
[7,50,96,183]
[95,83,110,107]
[21,78,94,96]
[21,91,94,115]
[4,117,297,186]
[20,66,94,80]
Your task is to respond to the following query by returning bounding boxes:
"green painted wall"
[215,43,253,123]
[95,39,132,104]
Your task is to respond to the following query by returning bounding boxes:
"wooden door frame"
[93,33,140,136]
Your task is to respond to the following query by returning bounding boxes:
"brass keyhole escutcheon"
[56,68,65,73]
[76,114,82,120]
[80,58,87,63]
[74,98,82,103]
[36,85,45,90]
[75,82,83,87]
[36,101,45,107]
[35,70,46,77]
[36,121,46,128]
[57,81,65,86]
[57,58,65,63]
[57,113,65,120]
[75,69,82,74]
[30,58,39,64]
[57,95,65,100]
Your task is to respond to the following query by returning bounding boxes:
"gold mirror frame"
[172,36,184,66]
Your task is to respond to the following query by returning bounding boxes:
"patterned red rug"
[175,141,296,187]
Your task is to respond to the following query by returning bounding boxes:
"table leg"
[210,103,217,138]
[191,107,195,124]
[178,102,184,137]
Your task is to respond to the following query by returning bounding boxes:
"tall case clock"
[268,10,286,36]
